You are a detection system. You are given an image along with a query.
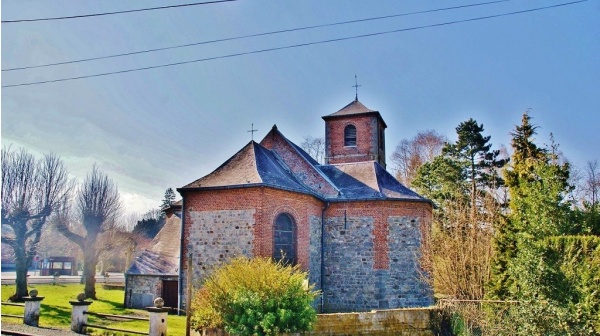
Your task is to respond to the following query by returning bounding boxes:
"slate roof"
[318,162,423,201]
[322,98,387,128]
[127,209,181,275]
[181,141,309,194]
[180,127,428,203]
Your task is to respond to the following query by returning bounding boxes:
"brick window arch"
[273,213,297,265]
[344,124,357,147]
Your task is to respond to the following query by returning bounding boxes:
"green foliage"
[489,111,573,299]
[413,118,506,215]
[191,257,318,336]
[413,156,468,209]
[490,236,600,335]
[414,118,505,302]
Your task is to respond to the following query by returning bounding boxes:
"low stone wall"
[308,307,436,335]
[193,307,438,336]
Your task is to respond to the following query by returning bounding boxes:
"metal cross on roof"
[248,123,258,140]
[352,74,362,100]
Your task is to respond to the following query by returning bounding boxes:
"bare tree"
[300,135,325,164]
[420,193,499,301]
[1,146,70,300]
[391,130,447,187]
[55,165,122,299]
[583,160,600,206]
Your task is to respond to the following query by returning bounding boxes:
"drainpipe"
[177,195,186,316]
[320,201,329,313]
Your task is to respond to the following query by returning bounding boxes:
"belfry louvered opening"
[344,124,357,146]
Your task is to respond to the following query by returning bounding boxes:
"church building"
[177,98,433,313]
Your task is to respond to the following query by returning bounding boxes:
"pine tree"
[161,188,176,212]
[413,118,507,214]
[413,119,506,301]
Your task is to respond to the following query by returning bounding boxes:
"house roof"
[126,212,181,275]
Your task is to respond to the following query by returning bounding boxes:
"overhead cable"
[2,0,588,88]
[3,0,511,71]
[1,0,240,23]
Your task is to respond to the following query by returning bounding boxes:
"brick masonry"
[181,188,433,312]
[324,114,386,168]
[181,187,323,305]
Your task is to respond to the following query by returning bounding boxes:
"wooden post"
[23,290,44,327]
[185,253,193,336]
[70,293,92,334]
[147,297,169,336]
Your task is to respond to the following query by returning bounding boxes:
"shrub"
[190,257,318,336]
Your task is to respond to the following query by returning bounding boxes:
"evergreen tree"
[444,119,507,219]
[413,119,506,301]
[132,208,165,239]
[161,188,176,211]
[413,118,506,215]
[489,111,573,299]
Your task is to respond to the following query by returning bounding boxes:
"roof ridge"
[269,127,342,195]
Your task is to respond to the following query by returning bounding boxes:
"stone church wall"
[322,201,433,312]
[187,208,256,283]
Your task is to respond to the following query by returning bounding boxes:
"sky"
[2,0,599,216]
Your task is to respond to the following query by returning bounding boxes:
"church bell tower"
[322,98,387,168]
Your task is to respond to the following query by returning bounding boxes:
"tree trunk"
[13,252,29,301]
[10,232,31,301]
[82,248,99,300]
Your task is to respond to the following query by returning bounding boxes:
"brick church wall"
[181,187,323,305]
[322,201,433,312]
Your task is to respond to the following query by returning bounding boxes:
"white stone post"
[147,297,170,336]
[70,293,92,334]
[23,290,44,327]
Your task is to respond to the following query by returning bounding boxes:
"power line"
[1,0,240,23]
[2,0,511,72]
[2,0,588,88]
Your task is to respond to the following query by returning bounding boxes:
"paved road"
[1,272,125,285]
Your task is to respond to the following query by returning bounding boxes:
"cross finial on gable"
[352,74,362,100]
[248,123,258,140]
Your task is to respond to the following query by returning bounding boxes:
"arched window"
[273,213,297,265]
[344,125,357,147]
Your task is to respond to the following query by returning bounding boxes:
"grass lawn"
[1,284,186,335]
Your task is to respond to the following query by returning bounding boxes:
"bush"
[191,257,318,336]
[487,236,600,335]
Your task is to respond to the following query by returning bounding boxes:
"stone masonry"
[322,201,433,312]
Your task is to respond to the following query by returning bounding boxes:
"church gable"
[260,125,339,198]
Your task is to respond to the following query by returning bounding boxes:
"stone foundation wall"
[193,307,438,336]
